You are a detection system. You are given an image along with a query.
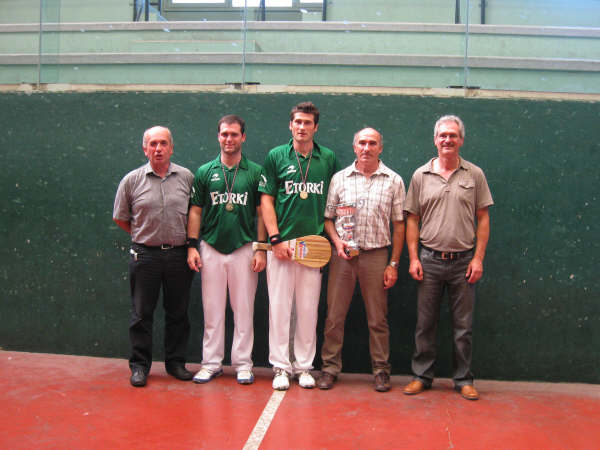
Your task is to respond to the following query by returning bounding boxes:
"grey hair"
[142,126,173,147]
[434,115,465,139]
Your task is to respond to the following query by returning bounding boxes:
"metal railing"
[134,0,164,22]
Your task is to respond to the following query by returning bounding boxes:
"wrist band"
[186,238,199,249]
[269,234,283,245]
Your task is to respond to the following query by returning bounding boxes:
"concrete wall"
[1,21,598,93]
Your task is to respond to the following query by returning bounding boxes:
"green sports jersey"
[258,139,339,241]
[191,154,262,254]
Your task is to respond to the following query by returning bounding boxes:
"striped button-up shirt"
[325,160,405,250]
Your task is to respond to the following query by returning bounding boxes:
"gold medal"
[220,159,239,214]
[294,150,313,202]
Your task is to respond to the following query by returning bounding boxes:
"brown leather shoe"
[374,372,390,392]
[459,384,479,400]
[403,380,428,395]
[317,372,336,390]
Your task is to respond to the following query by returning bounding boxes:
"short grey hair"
[434,115,465,139]
[142,126,173,147]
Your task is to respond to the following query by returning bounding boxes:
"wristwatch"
[388,261,398,268]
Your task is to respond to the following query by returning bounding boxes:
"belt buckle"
[160,244,173,250]
[440,251,455,260]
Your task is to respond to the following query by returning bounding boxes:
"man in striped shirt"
[318,127,405,392]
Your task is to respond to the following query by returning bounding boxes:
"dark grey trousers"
[411,247,476,387]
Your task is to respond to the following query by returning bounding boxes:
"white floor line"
[243,390,287,450]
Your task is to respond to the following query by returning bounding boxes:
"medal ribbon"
[294,150,313,191]
[220,161,239,205]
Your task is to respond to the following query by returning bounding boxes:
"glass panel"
[0,0,43,84]
[242,0,468,89]
[463,0,600,93]
[36,0,248,85]
[481,0,600,27]
[0,0,597,93]
[40,0,61,84]
[325,0,457,23]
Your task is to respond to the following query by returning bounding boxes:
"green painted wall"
[1,91,599,383]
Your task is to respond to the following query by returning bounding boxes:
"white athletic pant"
[200,241,257,372]
[266,253,322,374]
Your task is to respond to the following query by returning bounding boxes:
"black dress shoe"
[166,364,194,381]
[130,368,147,387]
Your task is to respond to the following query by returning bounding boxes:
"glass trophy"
[334,203,360,257]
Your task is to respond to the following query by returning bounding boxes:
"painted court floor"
[1,351,600,449]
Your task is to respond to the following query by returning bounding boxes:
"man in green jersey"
[259,102,340,391]
[187,115,266,385]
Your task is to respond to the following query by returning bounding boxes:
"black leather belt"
[133,243,185,250]
[421,245,473,260]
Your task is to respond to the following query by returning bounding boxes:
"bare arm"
[260,194,279,237]
[466,207,490,284]
[406,213,423,281]
[186,205,203,272]
[113,218,131,234]
[260,194,292,259]
[251,205,267,272]
[383,220,405,289]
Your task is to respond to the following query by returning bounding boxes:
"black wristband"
[269,234,283,245]
[186,238,199,249]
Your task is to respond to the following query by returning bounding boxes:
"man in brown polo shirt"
[403,115,493,401]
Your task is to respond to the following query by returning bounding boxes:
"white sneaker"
[272,368,290,391]
[298,371,315,389]
[193,367,223,384]
[237,369,254,385]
